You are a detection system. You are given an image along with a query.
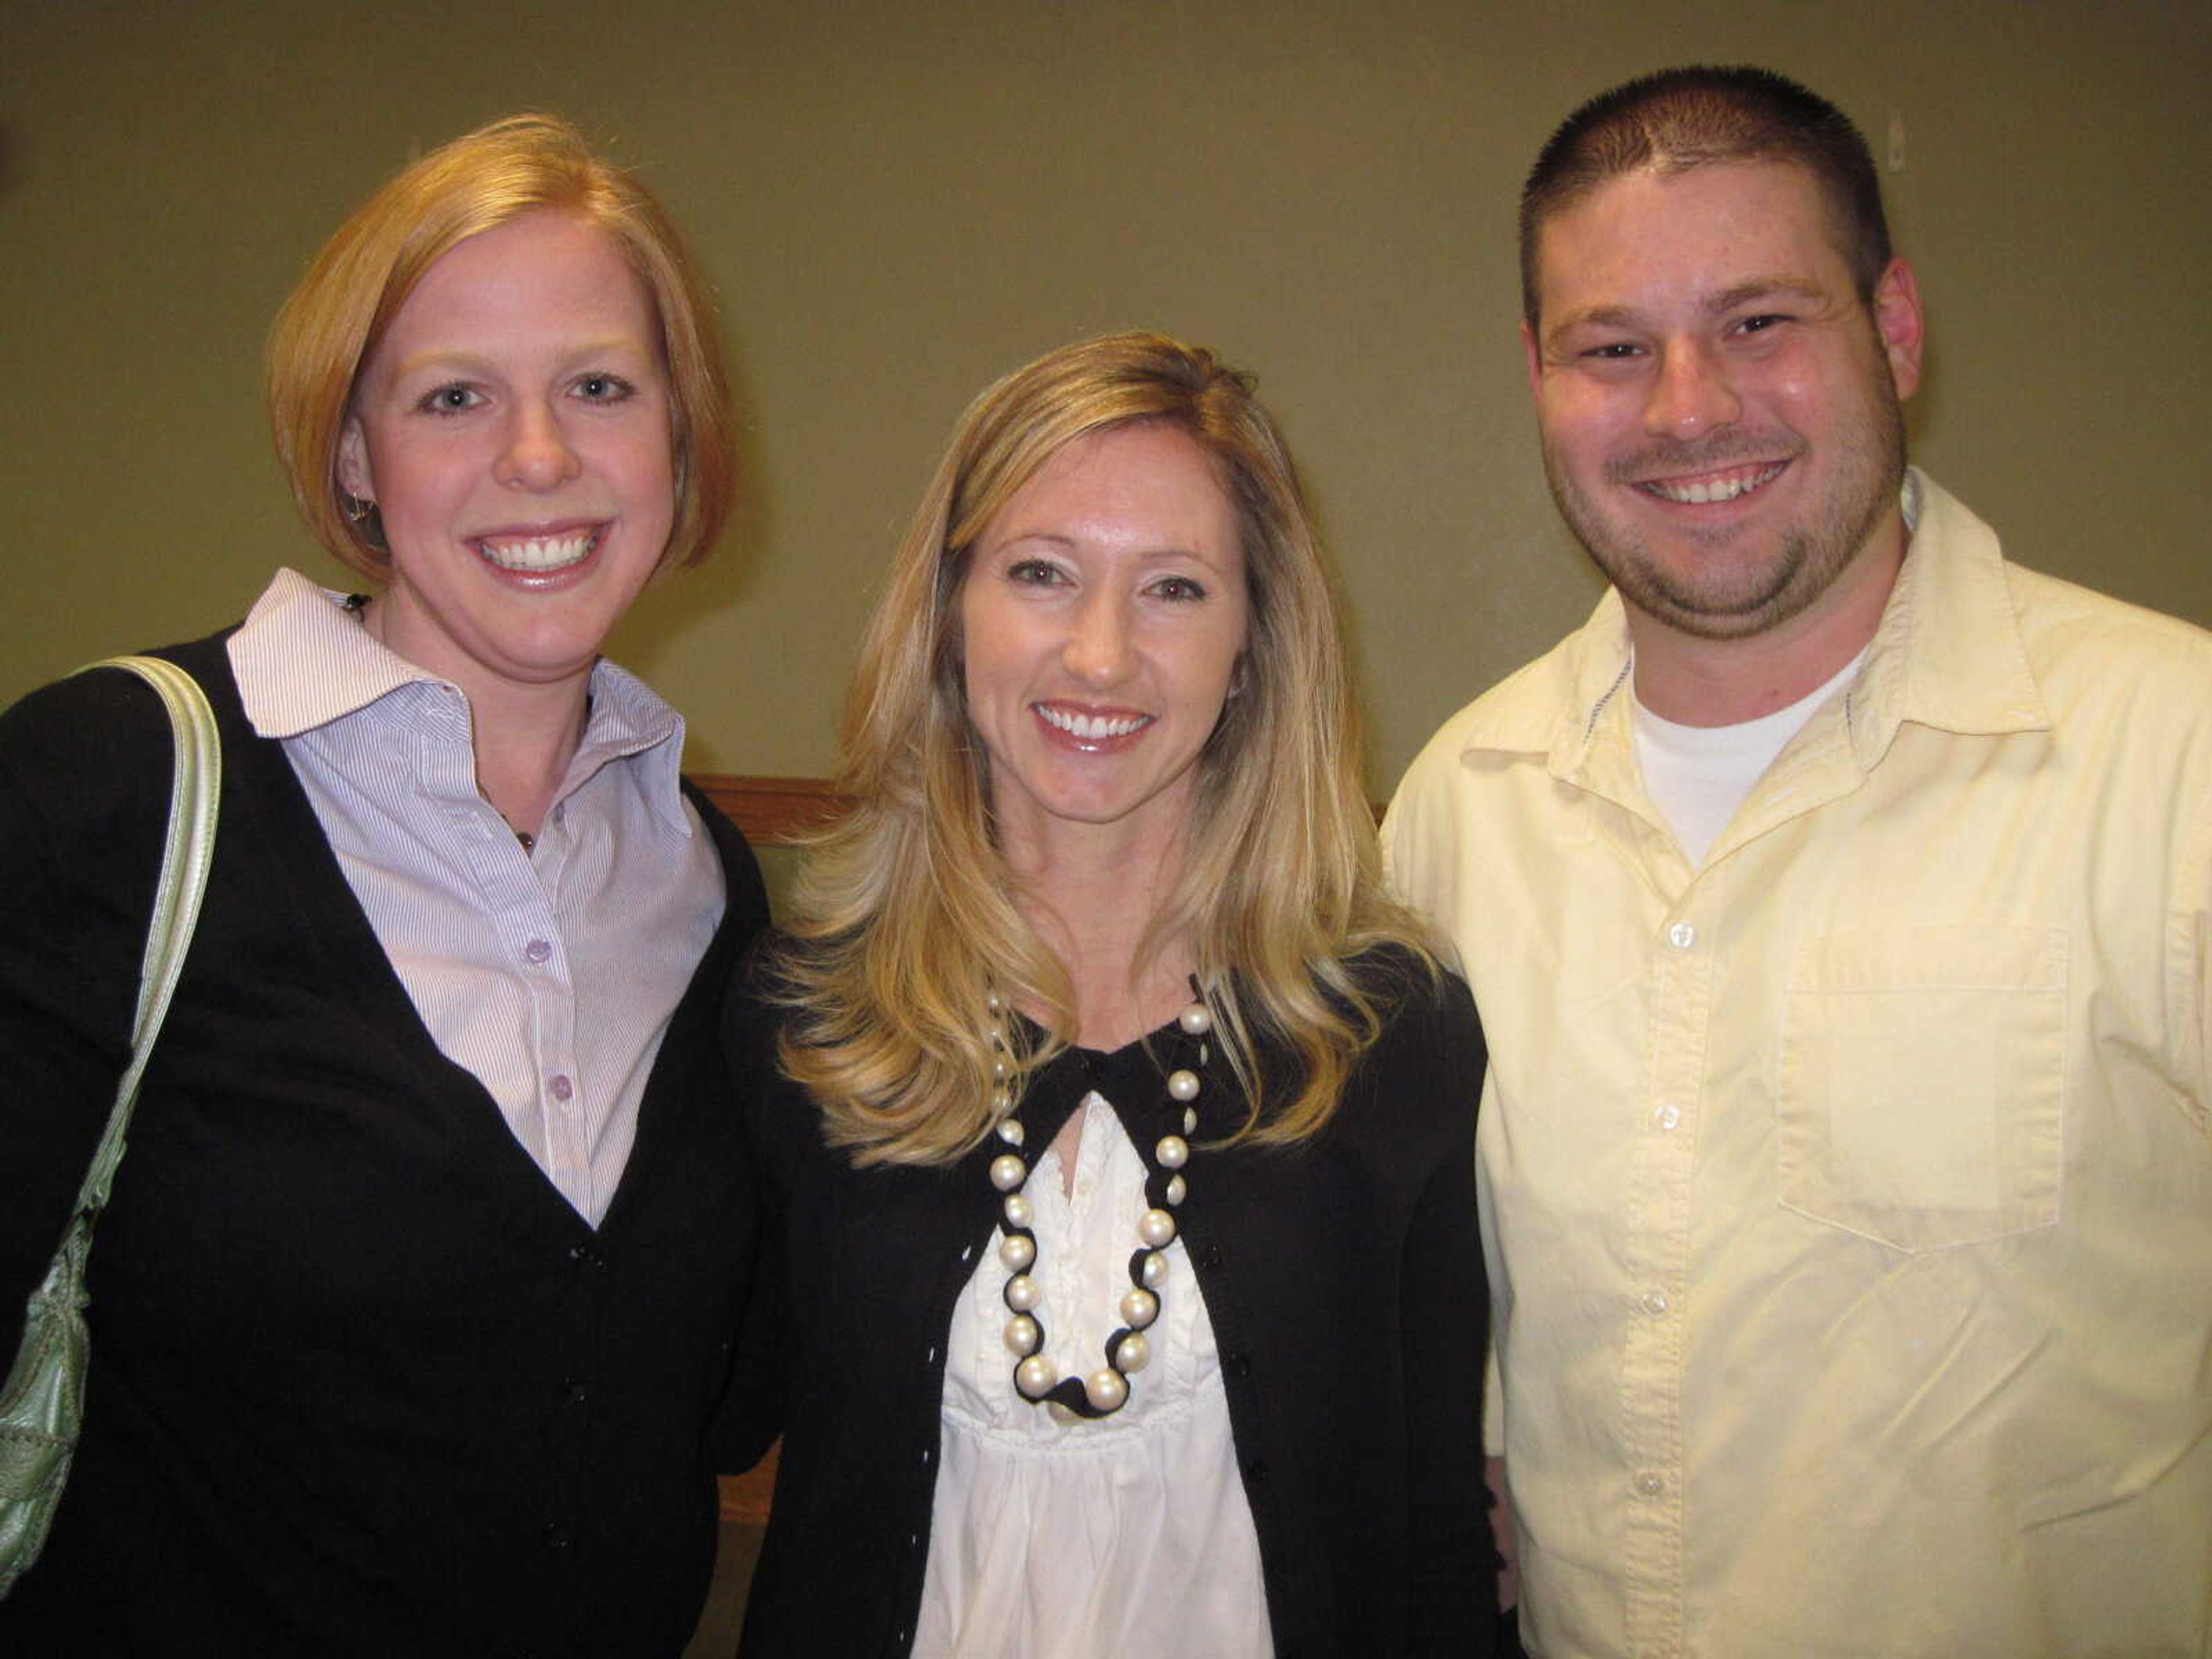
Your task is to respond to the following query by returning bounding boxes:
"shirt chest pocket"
[1775,926,2066,1252]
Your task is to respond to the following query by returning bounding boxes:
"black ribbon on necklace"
[998,988,1210,1421]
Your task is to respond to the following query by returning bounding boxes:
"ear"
[1521,318,1546,405]
[336,416,375,502]
[1870,256,1925,402]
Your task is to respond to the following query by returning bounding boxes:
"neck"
[469,679,592,840]
[1002,812,1196,1052]
[1630,512,1905,727]
[358,596,591,838]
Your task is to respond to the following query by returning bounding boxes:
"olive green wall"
[5,2,2206,788]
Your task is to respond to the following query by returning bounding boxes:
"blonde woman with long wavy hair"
[723,332,1501,1656]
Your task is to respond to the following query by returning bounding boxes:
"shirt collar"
[567,657,696,839]
[229,567,427,736]
[1842,469,2050,767]
[228,567,696,838]
[1456,468,2050,777]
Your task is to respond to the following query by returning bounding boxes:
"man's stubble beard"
[1542,362,1907,643]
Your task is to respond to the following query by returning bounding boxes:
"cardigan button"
[563,1375,589,1404]
[542,1520,574,1550]
[1199,1242,1225,1270]
[1224,1352,1251,1379]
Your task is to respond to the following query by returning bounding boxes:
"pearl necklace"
[984,991,1211,1419]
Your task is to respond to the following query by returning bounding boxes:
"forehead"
[382,211,656,352]
[993,423,1238,541]
[1533,161,1851,321]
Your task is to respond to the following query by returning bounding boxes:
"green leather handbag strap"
[65,656,222,1221]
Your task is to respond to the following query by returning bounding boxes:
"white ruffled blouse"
[914,1092,1274,1657]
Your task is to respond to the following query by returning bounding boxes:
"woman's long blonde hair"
[772,331,1435,1166]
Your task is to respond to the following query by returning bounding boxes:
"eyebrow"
[387,338,650,381]
[1703,276,1830,314]
[985,531,1229,568]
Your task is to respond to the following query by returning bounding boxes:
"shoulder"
[1915,475,2212,710]
[0,638,249,1007]
[1393,662,1544,794]
[2000,565,2212,798]
[723,931,796,1058]
[1278,948,1484,1168]
[2003,562,2212,689]
[721,933,815,1118]
[1395,597,1620,789]
[0,632,240,828]
[1385,618,1610,882]
[1372,948,1481,1052]
[1343,945,1485,1092]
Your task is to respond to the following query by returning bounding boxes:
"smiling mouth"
[475,529,601,573]
[1635,461,1788,505]
[1037,704,1153,741]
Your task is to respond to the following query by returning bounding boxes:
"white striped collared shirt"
[228,568,725,1225]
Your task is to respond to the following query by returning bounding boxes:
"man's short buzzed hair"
[1519,65,1893,329]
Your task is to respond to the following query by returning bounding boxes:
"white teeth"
[479,532,596,572]
[1039,706,1150,740]
[1647,463,1783,505]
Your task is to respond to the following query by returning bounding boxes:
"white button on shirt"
[227,569,725,1225]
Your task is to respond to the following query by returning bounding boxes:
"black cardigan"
[0,634,768,1656]
[722,946,1500,1657]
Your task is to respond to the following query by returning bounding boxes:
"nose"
[497,399,582,491]
[1063,591,1135,688]
[1645,342,1741,442]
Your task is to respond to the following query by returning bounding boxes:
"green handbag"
[0,656,221,1597]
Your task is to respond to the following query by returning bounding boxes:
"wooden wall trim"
[718,1448,778,1524]
[695,773,1384,843]
[691,774,844,847]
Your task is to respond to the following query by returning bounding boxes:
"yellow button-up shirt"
[1384,473,2212,1658]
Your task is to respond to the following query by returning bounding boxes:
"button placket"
[1619,906,1711,1647]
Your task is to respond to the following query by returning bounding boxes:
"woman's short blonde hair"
[265,112,735,579]
[774,330,1435,1165]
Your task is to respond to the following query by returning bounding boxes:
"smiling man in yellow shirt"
[1386,66,2212,1659]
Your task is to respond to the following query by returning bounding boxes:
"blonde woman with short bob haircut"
[724,332,1501,1656]
[267,112,738,580]
[0,114,766,1652]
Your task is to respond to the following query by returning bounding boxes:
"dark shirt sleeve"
[1397,971,1501,1652]
[710,951,795,1473]
[0,671,171,1360]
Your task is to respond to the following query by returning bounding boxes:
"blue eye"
[417,384,483,415]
